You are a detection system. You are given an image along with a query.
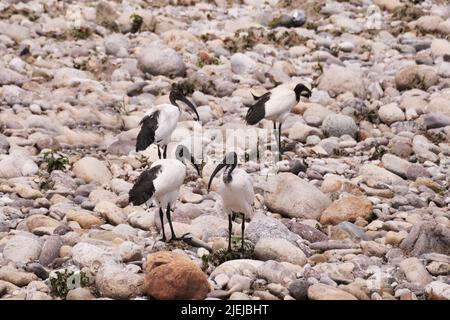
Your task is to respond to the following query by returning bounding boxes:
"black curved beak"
[179,95,200,121]
[190,155,200,176]
[207,162,226,191]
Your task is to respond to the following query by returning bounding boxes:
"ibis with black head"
[129,145,200,242]
[246,83,311,160]
[208,152,254,252]
[135,90,200,159]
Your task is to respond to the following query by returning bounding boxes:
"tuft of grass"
[135,154,149,169]
[202,238,255,269]
[42,149,69,173]
[171,79,217,96]
[114,96,131,116]
[197,52,220,68]
[38,174,55,192]
[130,14,143,33]
[71,26,92,40]
[49,269,93,299]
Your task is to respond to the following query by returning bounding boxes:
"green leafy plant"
[50,270,93,299]
[42,149,69,173]
[130,14,143,33]
[202,238,255,270]
[135,153,149,167]
[197,52,220,68]
[71,26,92,40]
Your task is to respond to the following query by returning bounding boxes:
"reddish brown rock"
[144,251,210,300]
[320,195,373,225]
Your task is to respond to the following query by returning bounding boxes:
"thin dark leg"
[163,145,167,159]
[278,122,282,161]
[228,214,233,252]
[166,203,176,240]
[241,213,245,251]
[159,207,166,242]
[157,145,161,159]
[167,204,191,241]
[273,121,276,131]
[231,211,236,222]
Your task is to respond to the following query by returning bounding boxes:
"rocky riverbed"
[0,0,449,300]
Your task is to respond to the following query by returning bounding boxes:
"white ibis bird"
[208,152,254,252]
[129,145,200,242]
[246,83,311,160]
[136,90,200,159]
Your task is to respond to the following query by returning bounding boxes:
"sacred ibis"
[129,145,200,242]
[208,152,254,252]
[246,83,311,160]
[136,90,200,159]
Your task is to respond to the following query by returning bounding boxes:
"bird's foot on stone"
[169,232,192,242]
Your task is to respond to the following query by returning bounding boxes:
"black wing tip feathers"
[128,165,161,206]
[135,111,159,152]
[245,92,270,125]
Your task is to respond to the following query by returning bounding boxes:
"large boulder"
[321,114,358,138]
[307,283,358,300]
[138,43,186,77]
[400,221,450,257]
[245,214,301,244]
[144,251,210,300]
[400,257,433,287]
[254,238,307,266]
[320,195,373,225]
[0,150,39,179]
[72,157,112,184]
[3,234,42,263]
[264,173,331,220]
[359,164,405,187]
[395,65,438,91]
[318,65,366,98]
[95,262,144,299]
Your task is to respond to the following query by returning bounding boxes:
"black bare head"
[207,152,238,191]
[294,83,311,102]
[169,90,200,121]
[175,144,200,176]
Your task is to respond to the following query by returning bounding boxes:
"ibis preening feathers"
[208,152,254,252]
[136,90,200,159]
[129,145,200,242]
[246,83,311,160]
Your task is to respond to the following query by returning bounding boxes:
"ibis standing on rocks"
[135,90,200,159]
[129,145,200,242]
[208,152,254,252]
[246,83,311,160]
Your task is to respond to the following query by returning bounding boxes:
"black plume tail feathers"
[245,92,271,125]
[136,111,160,152]
[128,165,161,206]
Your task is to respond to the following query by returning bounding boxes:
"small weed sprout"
[42,149,69,173]
[131,14,143,33]
[114,96,131,116]
[50,269,93,299]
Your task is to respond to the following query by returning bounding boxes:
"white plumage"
[145,104,180,146]
[246,83,311,160]
[262,86,298,123]
[135,90,199,159]
[218,168,254,219]
[129,145,199,242]
[150,158,186,209]
[208,152,254,251]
